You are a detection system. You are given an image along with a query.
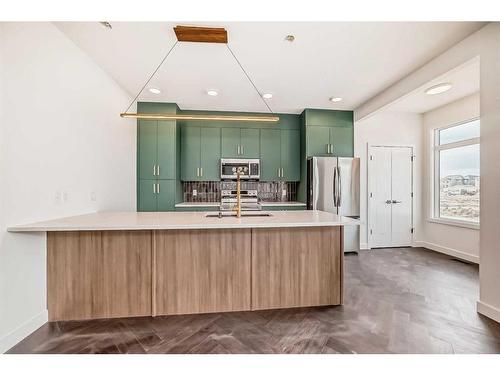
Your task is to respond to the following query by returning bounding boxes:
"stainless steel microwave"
[220,158,260,180]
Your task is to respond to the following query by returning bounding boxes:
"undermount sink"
[206,212,273,218]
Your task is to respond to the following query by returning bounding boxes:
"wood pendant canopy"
[174,25,228,44]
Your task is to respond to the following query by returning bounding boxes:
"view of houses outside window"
[435,120,480,224]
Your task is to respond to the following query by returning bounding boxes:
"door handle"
[385,200,392,204]
[157,183,160,194]
[333,167,337,207]
[392,200,402,204]
[157,165,160,176]
[200,167,203,177]
[153,183,156,194]
[153,165,156,176]
[336,166,341,207]
[197,167,200,177]
[281,168,284,179]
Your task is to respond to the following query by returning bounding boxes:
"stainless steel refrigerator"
[307,157,360,253]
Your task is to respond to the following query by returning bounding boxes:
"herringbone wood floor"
[8,247,500,354]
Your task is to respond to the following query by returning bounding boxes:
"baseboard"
[0,309,48,353]
[414,241,479,264]
[477,300,500,323]
[360,242,370,250]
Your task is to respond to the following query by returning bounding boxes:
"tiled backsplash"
[182,181,298,202]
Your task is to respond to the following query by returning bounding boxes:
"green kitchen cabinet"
[221,128,241,158]
[240,128,260,157]
[157,180,176,211]
[260,129,281,181]
[329,126,353,157]
[181,126,221,181]
[138,180,176,212]
[138,180,158,212]
[138,120,176,180]
[280,130,300,181]
[306,126,331,157]
[260,129,300,181]
[221,128,260,158]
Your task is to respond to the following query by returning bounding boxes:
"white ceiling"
[387,58,479,113]
[55,22,485,114]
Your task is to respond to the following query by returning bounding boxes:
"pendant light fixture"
[120,26,279,123]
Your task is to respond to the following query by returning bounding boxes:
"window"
[433,119,480,227]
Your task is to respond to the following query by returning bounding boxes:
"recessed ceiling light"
[148,88,161,94]
[207,90,219,96]
[329,97,343,102]
[262,93,273,99]
[100,22,112,30]
[425,83,452,95]
[285,35,295,42]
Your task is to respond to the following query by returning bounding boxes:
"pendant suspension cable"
[225,44,274,114]
[122,41,179,114]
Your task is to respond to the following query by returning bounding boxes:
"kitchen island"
[9,210,359,322]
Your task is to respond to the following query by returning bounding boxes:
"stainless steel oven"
[220,158,260,180]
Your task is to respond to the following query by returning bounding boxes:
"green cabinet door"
[306,126,330,157]
[280,130,300,181]
[200,127,221,180]
[221,128,241,158]
[138,120,157,179]
[330,126,354,157]
[180,126,201,181]
[157,120,176,179]
[138,179,157,212]
[260,129,281,181]
[240,128,260,158]
[157,180,176,211]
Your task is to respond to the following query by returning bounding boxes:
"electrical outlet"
[90,191,97,202]
[192,189,198,197]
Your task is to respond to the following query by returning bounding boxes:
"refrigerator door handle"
[337,165,342,207]
[333,166,338,207]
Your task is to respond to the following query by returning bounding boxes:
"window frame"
[431,117,480,230]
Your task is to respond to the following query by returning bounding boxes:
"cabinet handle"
[241,145,244,155]
[153,165,156,176]
[153,183,156,194]
[157,183,160,194]
[197,167,199,177]
[281,168,284,178]
[330,144,333,154]
[237,145,240,155]
[277,168,280,178]
[326,144,329,154]
[157,165,160,176]
[200,167,203,177]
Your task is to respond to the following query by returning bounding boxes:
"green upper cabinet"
[303,109,354,158]
[181,126,221,181]
[200,127,221,180]
[138,119,176,180]
[260,129,300,181]
[240,128,260,158]
[138,121,157,179]
[260,129,281,181]
[221,128,260,158]
[221,128,240,158]
[329,126,353,157]
[306,126,331,157]
[280,130,300,181]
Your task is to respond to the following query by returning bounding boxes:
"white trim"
[414,240,479,264]
[360,242,370,250]
[427,217,479,230]
[477,301,500,323]
[367,143,415,249]
[0,309,48,353]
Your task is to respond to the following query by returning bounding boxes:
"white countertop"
[174,201,307,208]
[8,210,359,232]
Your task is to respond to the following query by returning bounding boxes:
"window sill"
[428,217,479,230]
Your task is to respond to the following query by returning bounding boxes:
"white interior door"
[369,146,413,248]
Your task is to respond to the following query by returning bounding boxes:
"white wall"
[0,22,136,352]
[354,111,423,249]
[419,93,480,263]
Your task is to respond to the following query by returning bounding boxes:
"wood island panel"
[251,226,342,310]
[154,229,251,315]
[47,231,152,321]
